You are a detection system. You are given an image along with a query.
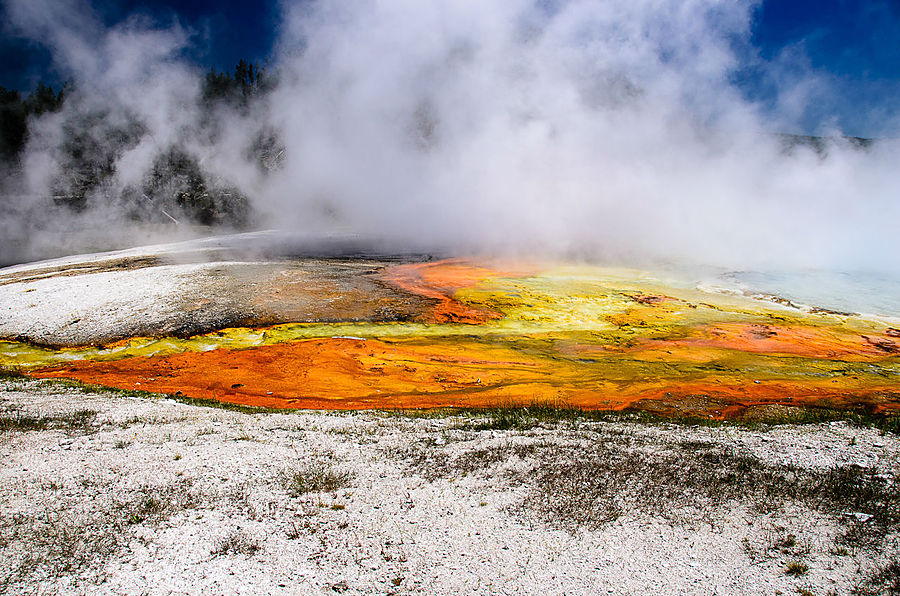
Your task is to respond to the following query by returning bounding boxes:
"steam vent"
[1,233,897,421]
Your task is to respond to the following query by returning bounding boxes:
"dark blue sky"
[2,0,899,135]
[0,0,281,89]
[747,0,900,134]
[102,0,281,68]
[754,0,900,79]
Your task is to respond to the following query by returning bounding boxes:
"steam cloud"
[2,0,899,274]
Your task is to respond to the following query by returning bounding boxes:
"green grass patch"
[166,392,297,415]
[0,367,27,381]
[0,478,197,592]
[118,482,198,525]
[281,459,354,496]
[384,401,900,435]
[0,408,97,434]
[525,441,900,540]
[398,423,899,548]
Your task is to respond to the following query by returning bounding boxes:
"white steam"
[2,0,899,275]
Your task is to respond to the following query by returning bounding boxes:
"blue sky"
[0,0,280,89]
[2,0,899,136]
[746,0,900,135]
[754,0,900,80]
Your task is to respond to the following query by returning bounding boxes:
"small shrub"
[282,459,353,496]
[786,561,809,576]
[0,411,48,432]
[286,521,309,539]
[118,481,197,525]
[212,528,260,557]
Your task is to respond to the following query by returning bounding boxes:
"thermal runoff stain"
[6,259,900,419]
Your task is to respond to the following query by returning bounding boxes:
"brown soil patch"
[0,256,162,287]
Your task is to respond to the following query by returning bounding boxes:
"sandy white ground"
[0,231,280,278]
[1,379,897,595]
[0,232,426,346]
[0,233,256,346]
[0,263,229,346]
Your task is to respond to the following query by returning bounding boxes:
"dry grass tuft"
[785,560,809,576]
[0,478,197,592]
[0,408,97,434]
[212,528,260,557]
[396,425,900,553]
[281,456,353,497]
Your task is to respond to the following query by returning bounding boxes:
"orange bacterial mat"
[11,259,900,419]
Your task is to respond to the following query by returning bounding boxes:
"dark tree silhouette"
[51,110,146,211]
[2,62,270,230]
[24,83,64,116]
[201,59,273,108]
[0,83,64,162]
[0,87,27,161]
[121,146,250,226]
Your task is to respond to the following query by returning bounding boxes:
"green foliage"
[246,125,286,172]
[1,61,270,231]
[200,60,284,175]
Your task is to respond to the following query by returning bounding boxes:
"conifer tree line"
[0,83,65,161]
[0,60,282,228]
